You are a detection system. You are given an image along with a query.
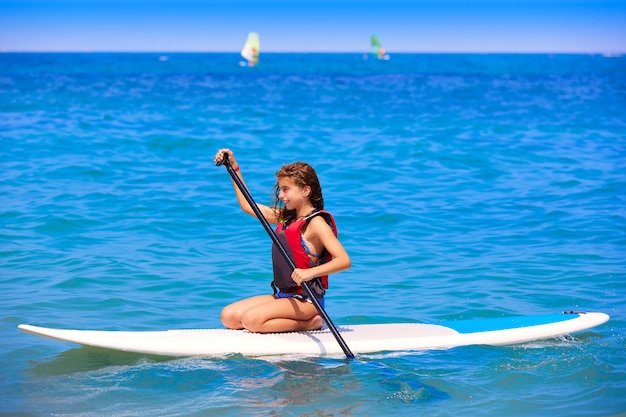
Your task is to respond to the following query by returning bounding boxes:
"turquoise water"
[1,53,625,416]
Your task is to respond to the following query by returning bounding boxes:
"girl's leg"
[240,298,323,333]
[220,295,275,329]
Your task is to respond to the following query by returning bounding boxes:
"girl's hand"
[291,268,315,285]
[214,148,237,167]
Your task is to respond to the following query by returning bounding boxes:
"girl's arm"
[291,216,351,284]
[215,148,280,224]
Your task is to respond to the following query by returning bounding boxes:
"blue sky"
[1,0,625,53]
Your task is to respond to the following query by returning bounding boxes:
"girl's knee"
[240,310,264,333]
[220,306,242,330]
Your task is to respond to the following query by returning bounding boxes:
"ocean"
[1,52,625,416]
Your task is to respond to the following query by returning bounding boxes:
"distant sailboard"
[371,35,390,60]
[18,311,608,358]
[240,32,260,67]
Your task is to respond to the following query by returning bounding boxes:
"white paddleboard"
[18,311,609,357]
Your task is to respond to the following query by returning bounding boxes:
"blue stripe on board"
[441,313,577,334]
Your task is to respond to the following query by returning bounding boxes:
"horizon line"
[2,50,625,55]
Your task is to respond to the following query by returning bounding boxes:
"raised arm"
[214,148,280,224]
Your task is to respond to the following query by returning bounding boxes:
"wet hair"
[272,162,324,222]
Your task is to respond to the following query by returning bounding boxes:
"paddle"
[216,155,355,360]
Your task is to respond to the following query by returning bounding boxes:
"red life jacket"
[271,210,337,299]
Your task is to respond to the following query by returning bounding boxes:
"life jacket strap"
[271,281,302,295]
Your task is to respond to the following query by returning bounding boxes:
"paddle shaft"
[217,156,354,360]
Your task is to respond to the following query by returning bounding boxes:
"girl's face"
[277,177,310,211]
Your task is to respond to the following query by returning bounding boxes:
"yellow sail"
[241,32,260,66]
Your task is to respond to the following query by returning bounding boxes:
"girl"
[214,148,351,333]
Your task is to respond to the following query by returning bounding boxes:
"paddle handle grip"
[217,154,355,360]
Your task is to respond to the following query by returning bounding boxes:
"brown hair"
[272,162,324,222]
